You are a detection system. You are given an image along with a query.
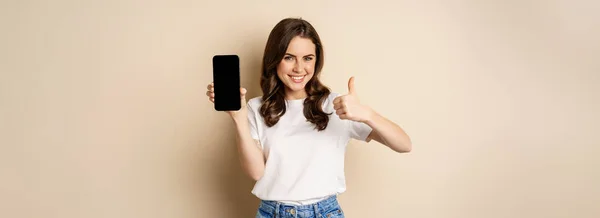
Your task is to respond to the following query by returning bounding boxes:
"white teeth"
[291,75,305,80]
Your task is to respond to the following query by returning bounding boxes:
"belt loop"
[313,203,320,218]
[275,202,281,218]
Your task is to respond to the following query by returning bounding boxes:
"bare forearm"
[233,118,265,181]
[366,110,412,153]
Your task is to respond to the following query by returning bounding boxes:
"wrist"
[232,115,248,126]
[364,107,378,126]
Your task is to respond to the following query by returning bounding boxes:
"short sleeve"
[246,100,260,140]
[348,120,373,142]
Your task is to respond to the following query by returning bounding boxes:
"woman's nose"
[293,62,302,73]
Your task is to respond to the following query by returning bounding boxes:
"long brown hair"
[259,18,332,131]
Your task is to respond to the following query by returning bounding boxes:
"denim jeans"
[255,195,345,218]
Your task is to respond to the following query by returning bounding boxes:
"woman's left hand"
[333,77,374,123]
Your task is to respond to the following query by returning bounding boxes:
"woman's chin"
[285,83,306,92]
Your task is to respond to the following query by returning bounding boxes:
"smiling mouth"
[289,75,306,83]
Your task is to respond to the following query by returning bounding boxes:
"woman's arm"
[364,110,412,153]
[334,76,412,153]
[233,117,266,181]
[208,84,265,181]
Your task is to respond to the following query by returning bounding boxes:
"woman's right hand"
[206,82,249,121]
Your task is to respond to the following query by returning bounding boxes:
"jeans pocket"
[255,206,274,218]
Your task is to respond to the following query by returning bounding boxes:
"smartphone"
[212,54,241,111]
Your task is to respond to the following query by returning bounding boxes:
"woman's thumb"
[240,87,247,106]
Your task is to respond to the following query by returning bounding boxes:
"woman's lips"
[289,75,305,83]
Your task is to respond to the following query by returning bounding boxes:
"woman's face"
[276,36,316,99]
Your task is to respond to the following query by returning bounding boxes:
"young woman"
[207,18,411,218]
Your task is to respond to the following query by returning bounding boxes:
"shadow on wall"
[200,29,265,218]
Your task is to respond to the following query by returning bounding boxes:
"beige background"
[1,0,599,217]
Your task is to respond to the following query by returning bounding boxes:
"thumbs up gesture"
[333,77,373,123]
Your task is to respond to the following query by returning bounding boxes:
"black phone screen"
[212,55,241,111]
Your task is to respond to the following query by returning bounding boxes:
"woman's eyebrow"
[285,53,315,57]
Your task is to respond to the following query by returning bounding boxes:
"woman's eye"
[284,56,293,61]
[304,57,313,61]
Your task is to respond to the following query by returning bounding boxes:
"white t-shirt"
[246,92,373,205]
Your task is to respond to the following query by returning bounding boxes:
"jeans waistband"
[259,195,339,215]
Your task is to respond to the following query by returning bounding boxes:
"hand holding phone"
[206,82,248,119]
[208,55,248,120]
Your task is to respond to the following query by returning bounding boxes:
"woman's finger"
[333,103,340,110]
